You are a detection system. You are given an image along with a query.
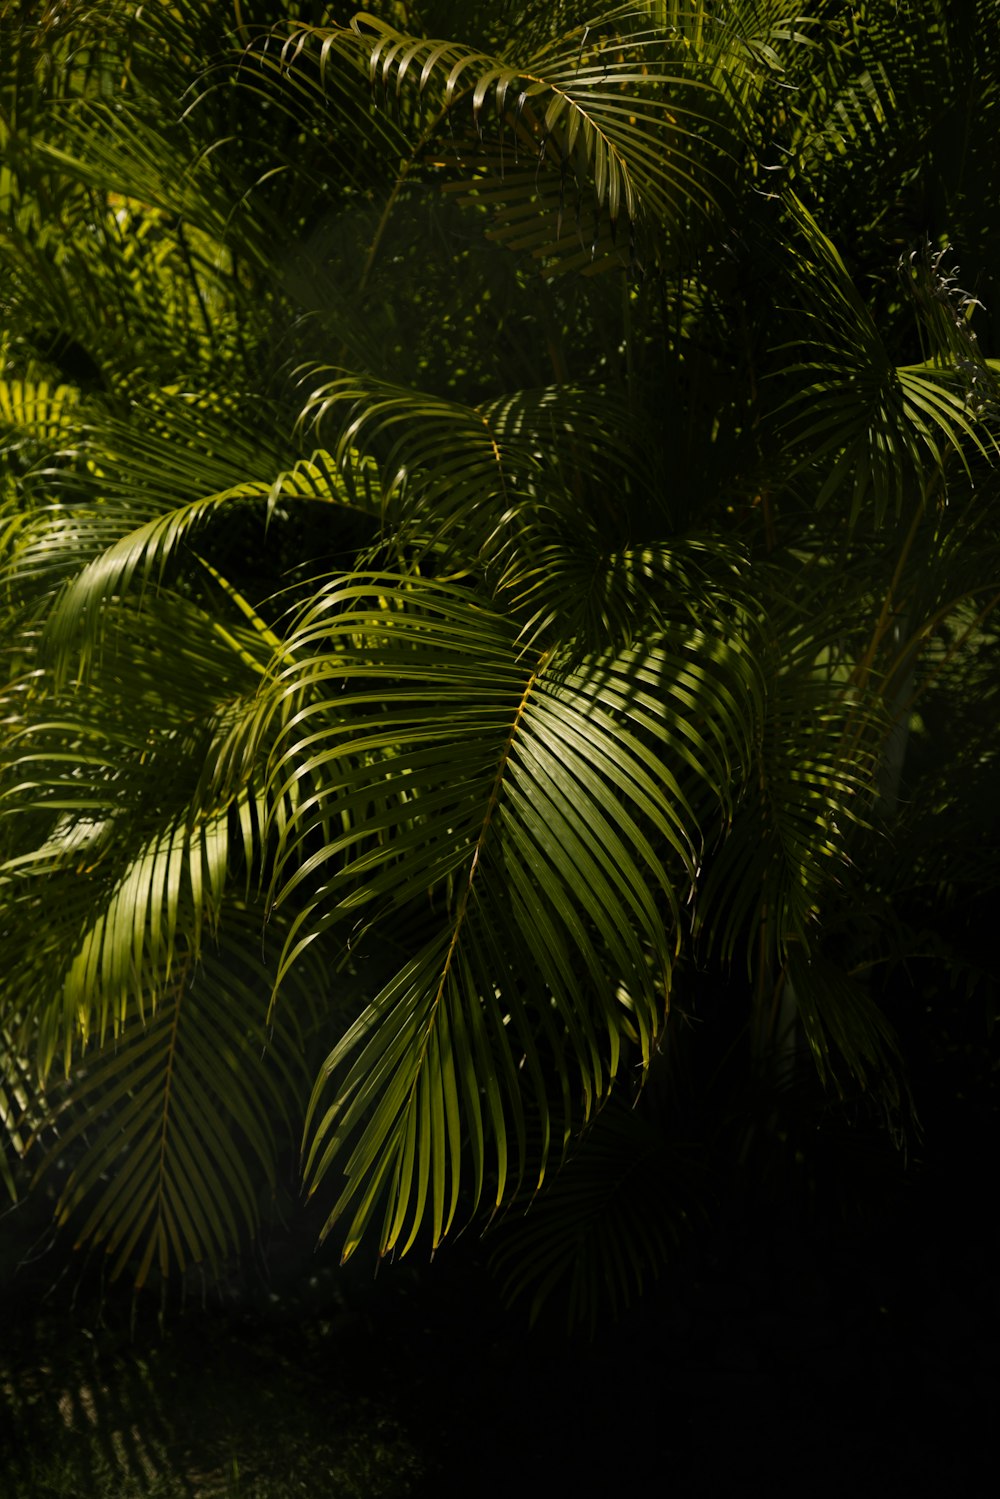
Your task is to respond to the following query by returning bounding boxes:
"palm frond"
[785,944,901,1108]
[497,528,751,655]
[4,0,999,1301]
[250,571,761,1257]
[0,1025,40,1205]
[0,587,280,1060]
[261,7,749,278]
[0,379,81,460]
[0,384,296,631]
[35,924,314,1287]
[40,447,380,667]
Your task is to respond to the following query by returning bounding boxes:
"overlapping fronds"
[497,529,751,654]
[694,607,885,971]
[0,379,80,462]
[258,5,778,277]
[1,190,245,399]
[0,1025,39,1205]
[39,451,379,668]
[0,586,281,1063]
[785,0,997,221]
[297,370,654,565]
[775,199,1000,524]
[785,945,901,1105]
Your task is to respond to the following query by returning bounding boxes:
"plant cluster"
[2,0,999,1327]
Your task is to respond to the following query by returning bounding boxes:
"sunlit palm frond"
[261,7,748,279]
[39,449,380,668]
[4,0,999,1294]
[0,379,81,463]
[0,589,279,1057]
[247,571,761,1257]
[1,188,245,397]
[0,1025,40,1205]
[497,527,751,655]
[0,383,300,635]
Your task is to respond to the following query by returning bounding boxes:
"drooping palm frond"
[0,565,336,1284]
[786,0,994,207]
[238,570,764,1257]
[498,526,752,655]
[0,399,290,627]
[784,944,901,1107]
[0,582,284,1051]
[694,618,885,974]
[35,457,379,673]
[0,1024,39,1205]
[31,915,323,1288]
[1,174,249,400]
[0,379,81,463]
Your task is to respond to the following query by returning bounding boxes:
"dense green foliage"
[2,0,999,1325]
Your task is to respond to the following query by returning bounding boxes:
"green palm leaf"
[0,588,277,1061]
[40,445,379,665]
[253,572,760,1257]
[785,944,901,1107]
[4,0,1000,1301]
[0,378,80,457]
[36,926,312,1287]
[0,1025,40,1206]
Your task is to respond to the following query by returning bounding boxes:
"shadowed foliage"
[3,0,1000,1329]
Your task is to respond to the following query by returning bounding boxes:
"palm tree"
[2,0,999,1320]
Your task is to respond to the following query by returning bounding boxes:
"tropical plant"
[2,0,999,1324]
